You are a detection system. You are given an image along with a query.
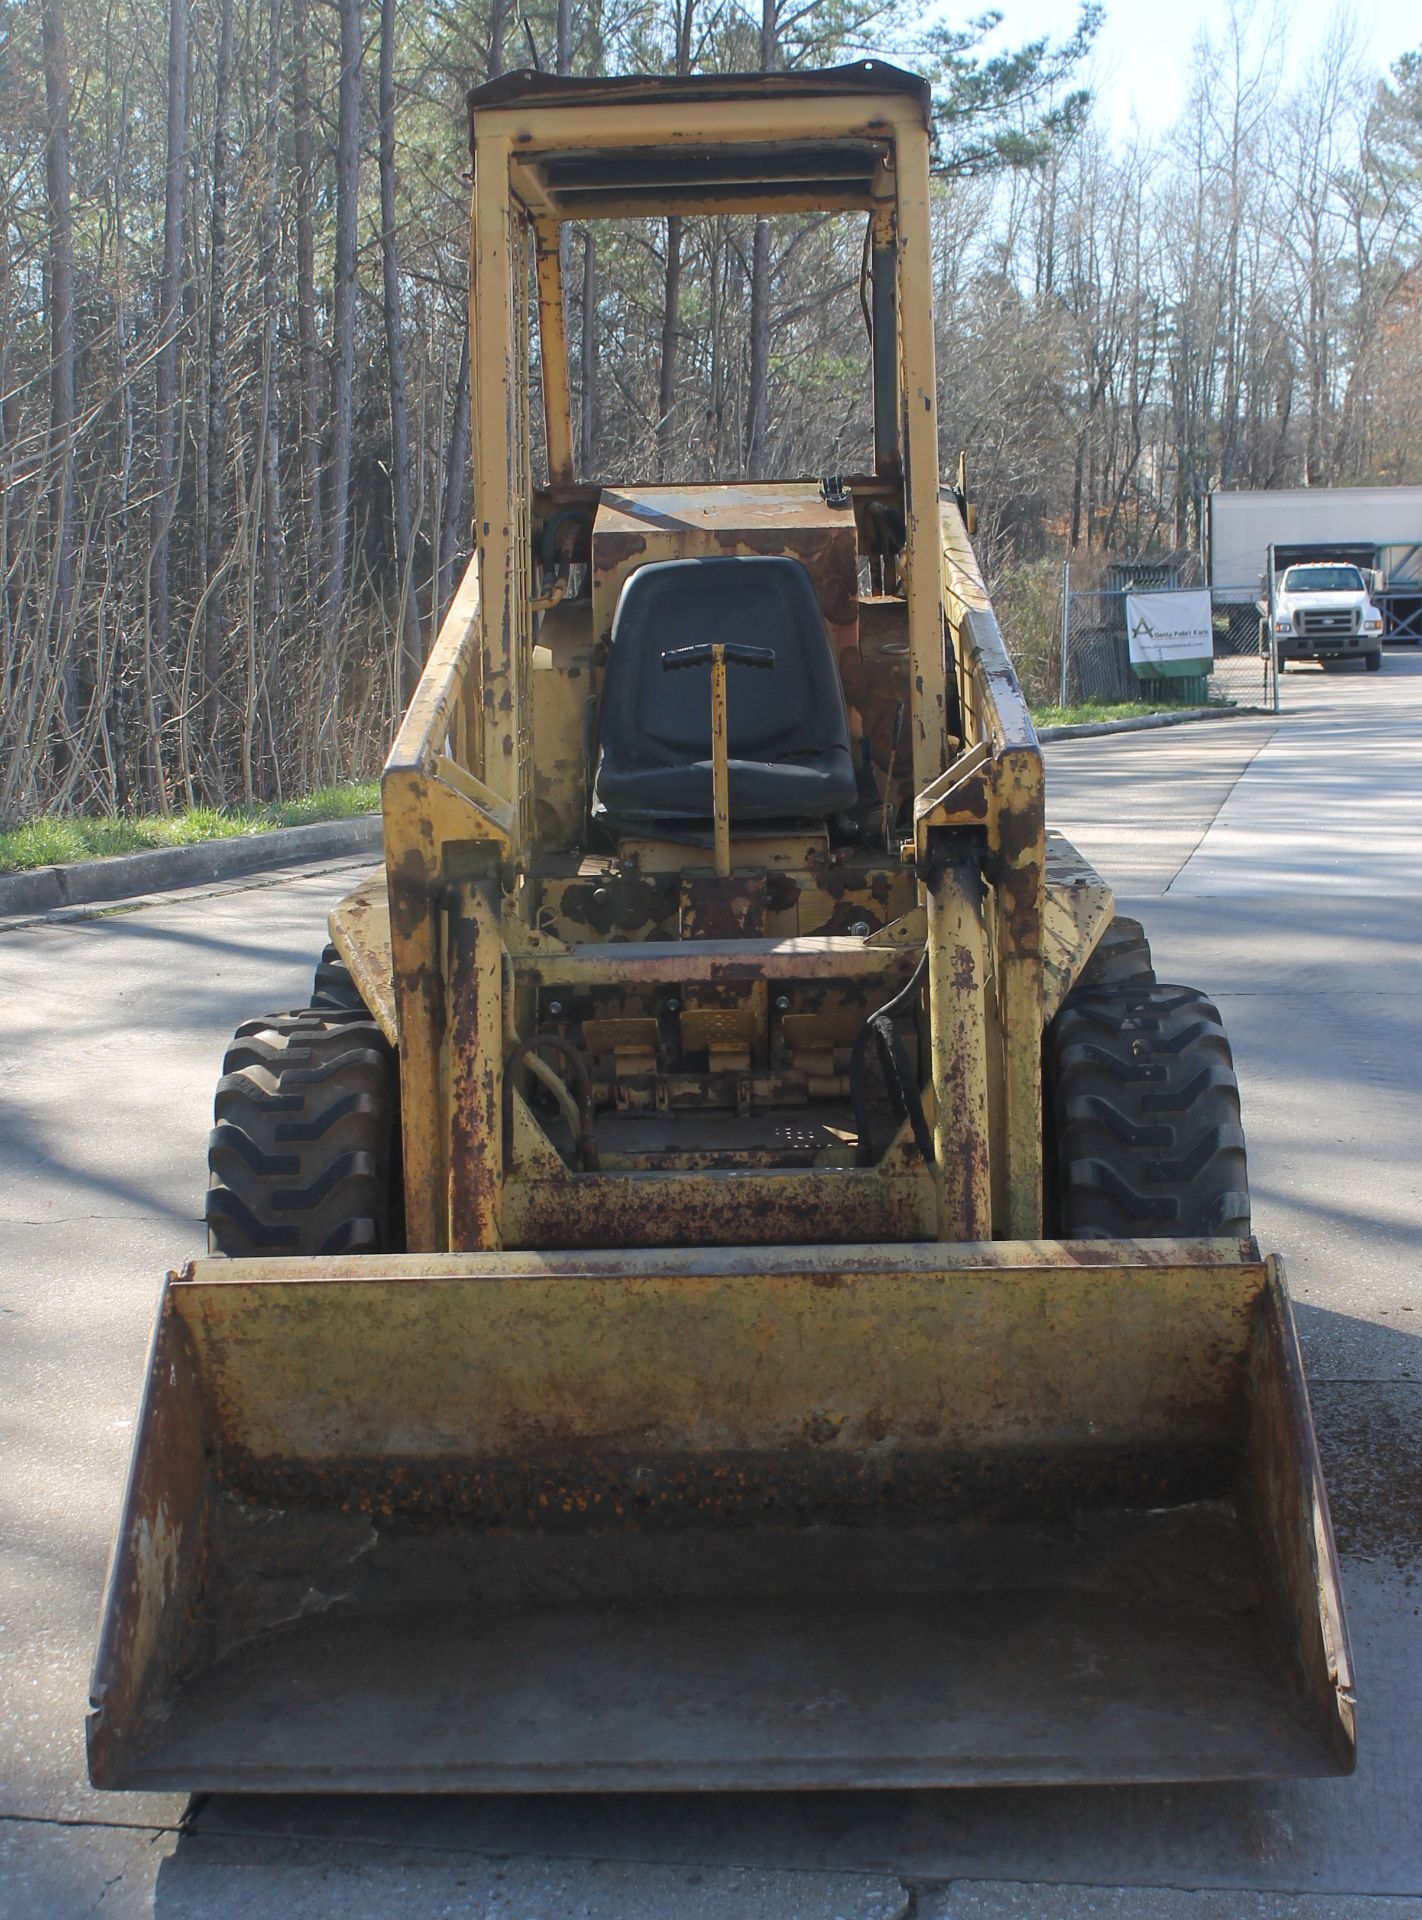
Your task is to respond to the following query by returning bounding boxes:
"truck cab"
[1270,562,1385,671]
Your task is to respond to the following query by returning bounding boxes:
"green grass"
[0,782,379,875]
[1031,699,1197,729]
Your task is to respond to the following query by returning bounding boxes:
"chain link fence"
[1058,583,1276,713]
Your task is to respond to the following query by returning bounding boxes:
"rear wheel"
[1046,936,1250,1241]
[311,940,367,1011]
[1076,914,1156,993]
[206,1006,401,1256]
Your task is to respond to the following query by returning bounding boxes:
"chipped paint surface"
[87,1249,1353,1789]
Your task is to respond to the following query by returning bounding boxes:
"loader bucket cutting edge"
[87,1241,1354,1793]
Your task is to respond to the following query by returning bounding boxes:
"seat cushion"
[593,556,857,825]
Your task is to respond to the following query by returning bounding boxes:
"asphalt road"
[2,654,1421,1917]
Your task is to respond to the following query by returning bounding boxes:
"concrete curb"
[0,814,382,919]
[1038,705,1268,743]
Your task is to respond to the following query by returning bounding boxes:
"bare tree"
[41,0,78,756]
[291,0,324,613]
[319,0,363,768]
[744,0,776,478]
[147,0,190,801]
[380,0,420,700]
[656,2,696,478]
[202,0,236,779]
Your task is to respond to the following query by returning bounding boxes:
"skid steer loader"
[89,62,1354,1793]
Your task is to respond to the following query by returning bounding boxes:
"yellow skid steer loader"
[89,63,1353,1793]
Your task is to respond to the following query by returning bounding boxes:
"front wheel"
[1045,960,1251,1242]
[1365,649,1382,672]
[206,1007,402,1256]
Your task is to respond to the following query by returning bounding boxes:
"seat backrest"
[597,556,850,774]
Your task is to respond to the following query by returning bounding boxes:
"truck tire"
[1365,649,1382,672]
[206,1007,400,1256]
[1047,969,1251,1242]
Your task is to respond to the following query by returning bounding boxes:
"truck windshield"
[1283,566,1366,593]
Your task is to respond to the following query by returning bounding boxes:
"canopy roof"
[466,62,932,219]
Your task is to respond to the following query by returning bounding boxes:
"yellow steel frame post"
[710,643,731,877]
[533,217,574,486]
[446,877,504,1250]
[926,852,992,1240]
[893,122,947,796]
[468,178,491,771]
[995,751,1045,1236]
[869,200,899,480]
[471,132,524,828]
[384,798,446,1252]
[940,505,1046,1237]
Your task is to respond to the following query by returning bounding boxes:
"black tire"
[1047,974,1251,1242]
[1076,915,1156,993]
[311,941,368,1012]
[206,1007,400,1256]
[1365,649,1382,673]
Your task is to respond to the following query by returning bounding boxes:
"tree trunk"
[555,0,571,72]
[580,230,598,473]
[380,0,420,702]
[42,0,78,753]
[0,235,17,454]
[437,325,470,625]
[656,3,695,480]
[319,0,362,770]
[257,0,287,793]
[149,0,189,801]
[202,0,235,785]
[556,0,572,331]
[292,0,323,624]
[656,219,683,478]
[744,0,776,479]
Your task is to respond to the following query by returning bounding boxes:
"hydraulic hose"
[849,946,934,1170]
[504,1032,600,1172]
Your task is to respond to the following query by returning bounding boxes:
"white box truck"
[1208,486,1422,656]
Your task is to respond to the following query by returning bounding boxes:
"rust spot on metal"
[553,872,679,938]
[681,873,768,939]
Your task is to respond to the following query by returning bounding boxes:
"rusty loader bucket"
[88,1239,1354,1792]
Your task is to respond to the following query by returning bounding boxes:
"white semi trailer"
[1208,486,1422,644]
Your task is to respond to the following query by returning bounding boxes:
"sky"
[974,0,1421,141]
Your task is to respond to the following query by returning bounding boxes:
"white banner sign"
[1126,590,1214,666]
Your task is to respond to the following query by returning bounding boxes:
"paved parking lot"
[2,653,1420,1916]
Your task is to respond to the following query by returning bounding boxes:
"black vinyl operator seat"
[592,556,857,832]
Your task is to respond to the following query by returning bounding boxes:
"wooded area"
[2,0,1420,823]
